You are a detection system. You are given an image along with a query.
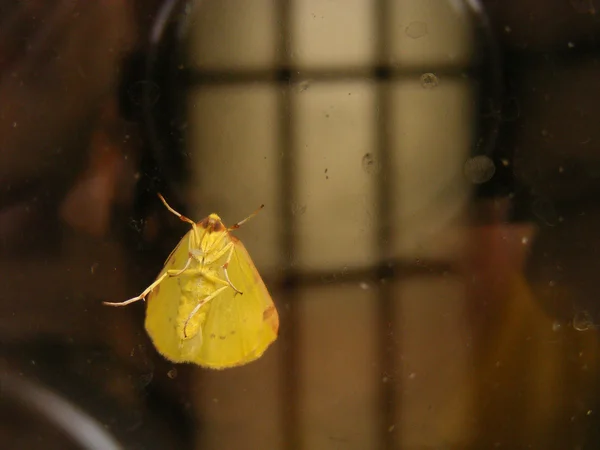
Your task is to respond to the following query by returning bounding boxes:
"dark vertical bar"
[375,0,398,449]
[276,1,301,450]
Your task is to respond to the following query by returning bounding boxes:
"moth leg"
[189,248,205,263]
[173,267,230,287]
[169,257,192,276]
[222,244,242,295]
[196,241,241,294]
[198,230,229,264]
[183,285,229,338]
[202,231,231,262]
[103,272,169,306]
[203,241,234,266]
[103,262,193,307]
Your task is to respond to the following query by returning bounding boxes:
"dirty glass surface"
[1,0,600,449]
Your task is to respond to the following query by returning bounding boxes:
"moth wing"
[145,231,202,362]
[191,237,279,369]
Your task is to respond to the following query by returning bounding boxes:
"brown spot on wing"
[263,305,279,334]
[263,306,276,321]
[154,285,161,296]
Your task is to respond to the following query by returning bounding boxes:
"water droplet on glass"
[405,21,428,39]
[552,321,562,332]
[359,282,369,290]
[573,310,596,331]
[420,73,439,89]
[464,155,496,184]
[295,80,311,93]
[362,153,381,175]
[291,203,307,216]
[167,368,178,379]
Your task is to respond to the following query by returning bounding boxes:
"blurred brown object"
[60,99,139,238]
[472,7,600,445]
[0,0,136,208]
[0,0,141,346]
[0,1,193,448]
[465,201,600,449]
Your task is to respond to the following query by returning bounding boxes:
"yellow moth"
[104,194,279,369]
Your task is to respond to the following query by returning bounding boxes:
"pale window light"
[183,0,484,448]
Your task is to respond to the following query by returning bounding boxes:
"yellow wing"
[144,231,205,362]
[191,236,278,368]
[144,231,278,369]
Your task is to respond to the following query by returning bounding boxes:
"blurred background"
[2,0,600,449]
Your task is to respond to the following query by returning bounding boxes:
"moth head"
[200,213,225,233]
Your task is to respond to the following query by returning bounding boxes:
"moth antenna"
[229,204,265,231]
[157,193,196,224]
